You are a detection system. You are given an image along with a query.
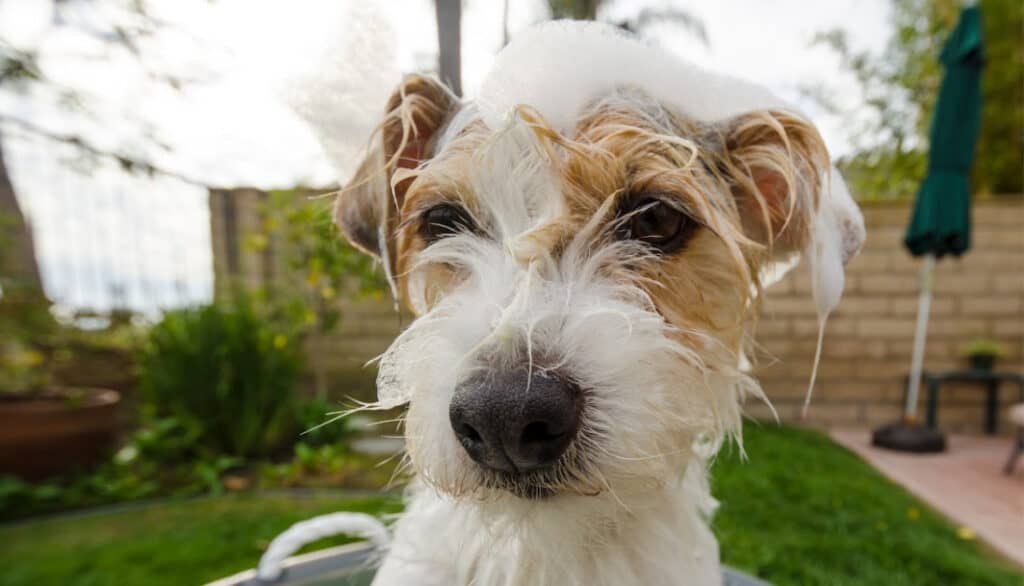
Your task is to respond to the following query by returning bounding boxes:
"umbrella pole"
[872,254,945,452]
[904,254,936,421]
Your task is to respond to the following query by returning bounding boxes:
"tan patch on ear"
[335,149,388,256]
[333,74,458,289]
[383,75,457,189]
[722,110,829,256]
[751,166,788,220]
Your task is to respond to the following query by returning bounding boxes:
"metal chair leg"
[926,379,940,429]
[985,381,999,434]
[1006,430,1023,475]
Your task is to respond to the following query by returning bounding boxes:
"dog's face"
[337,75,829,506]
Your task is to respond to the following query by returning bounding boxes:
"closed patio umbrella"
[873,4,984,453]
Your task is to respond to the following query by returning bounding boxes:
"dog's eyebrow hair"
[398,207,446,233]
[397,208,427,232]
[397,202,490,240]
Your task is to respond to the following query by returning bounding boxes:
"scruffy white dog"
[280,21,865,586]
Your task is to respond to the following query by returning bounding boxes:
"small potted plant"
[960,338,1006,372]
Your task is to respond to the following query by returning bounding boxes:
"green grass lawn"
[0,493,403,586]
[712,424,1022,586]
[1,424,1020,586]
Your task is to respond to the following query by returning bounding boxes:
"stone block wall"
[750,199,1023,433]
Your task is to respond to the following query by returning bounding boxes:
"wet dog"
[327,21,864,586]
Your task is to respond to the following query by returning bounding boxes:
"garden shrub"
[139,301,304,459]
[295,397,357,447]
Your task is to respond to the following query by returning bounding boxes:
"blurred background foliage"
[0,189,388,520]
[0,0,1020,541]
[248,190,387,398]
[251,190,386,339]
[0,3,1020,585]
[808,0,1022,200]
[139,300,305,459]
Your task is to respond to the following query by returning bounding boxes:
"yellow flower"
[320,286,336,300]
[956,526,976,540]
[306,267,321,285]
[907,507,920,521]
[246,234,269,251]
[273,334,288,349]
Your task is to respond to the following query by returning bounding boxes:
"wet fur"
[336,72,833,586]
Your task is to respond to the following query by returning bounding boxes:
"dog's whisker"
[603,446,690,462]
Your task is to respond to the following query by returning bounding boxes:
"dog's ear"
[715,110,830,257]
[335,74,458,282]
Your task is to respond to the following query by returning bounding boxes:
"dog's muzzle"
[449,367,581,475]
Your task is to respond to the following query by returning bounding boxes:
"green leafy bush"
[257,191,386,334]
[139,301,304,459]
[249,191,389,398]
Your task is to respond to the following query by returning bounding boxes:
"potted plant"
[0,302,122,481]
[960,338,1006,372]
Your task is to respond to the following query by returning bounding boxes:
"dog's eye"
[617,195,695,253]
[420,203,476,243]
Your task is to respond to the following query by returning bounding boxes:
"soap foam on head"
[477,21,783,133]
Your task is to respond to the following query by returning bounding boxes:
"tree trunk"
[435,0,462,97]
[0,131,45,295]
[548,0,599,20]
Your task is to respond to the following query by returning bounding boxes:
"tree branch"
[0,114,210,187]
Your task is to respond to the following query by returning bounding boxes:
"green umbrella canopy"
[904,5,984,258]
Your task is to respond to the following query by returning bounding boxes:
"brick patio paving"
[830,429,1024,569]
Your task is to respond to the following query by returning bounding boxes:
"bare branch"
[0,115,210,187]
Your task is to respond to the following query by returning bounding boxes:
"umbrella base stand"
[872,422,946,453]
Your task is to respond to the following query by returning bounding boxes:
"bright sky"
[0,0,890,313]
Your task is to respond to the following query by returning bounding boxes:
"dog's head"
[327,26,863,513]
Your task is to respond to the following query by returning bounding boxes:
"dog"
[319,21,864,586]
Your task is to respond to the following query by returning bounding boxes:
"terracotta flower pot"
[0,387,121,481]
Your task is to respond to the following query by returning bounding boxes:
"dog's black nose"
[449,368,581,473]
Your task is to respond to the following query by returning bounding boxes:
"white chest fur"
[373,467,722,586]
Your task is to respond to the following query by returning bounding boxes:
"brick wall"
[211,192,1023,432]
[751,199,1023,433]
[305,297,408,396]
